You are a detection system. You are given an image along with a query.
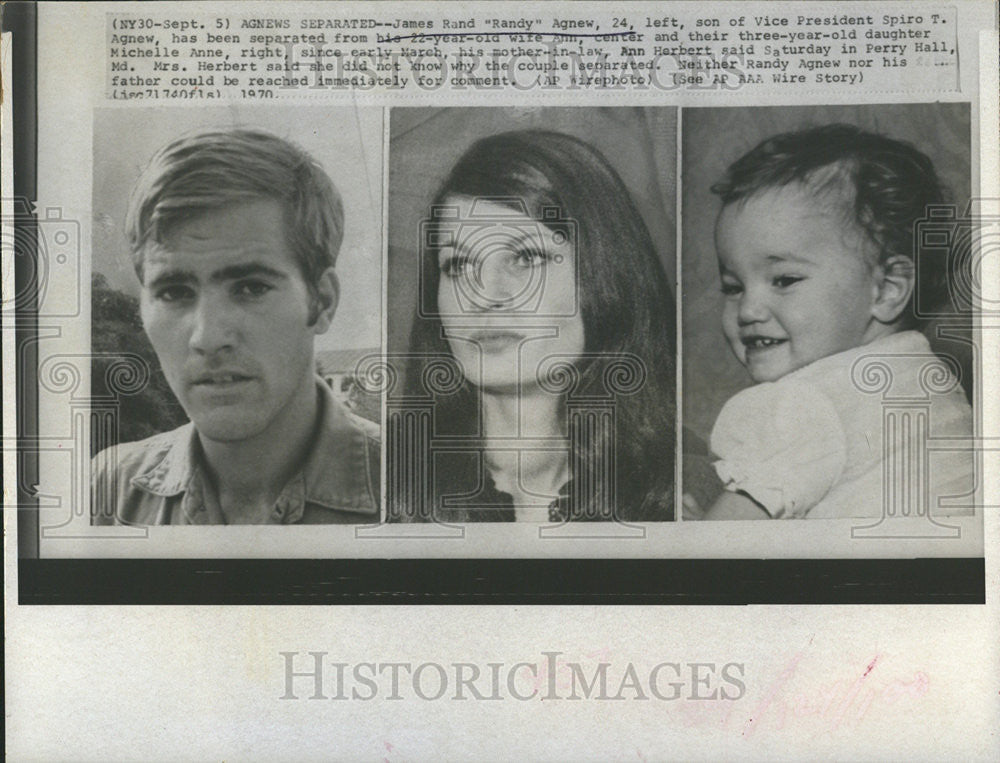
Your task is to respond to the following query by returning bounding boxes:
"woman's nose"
[472,254,524,309]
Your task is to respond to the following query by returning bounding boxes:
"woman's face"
[435,195,585,392]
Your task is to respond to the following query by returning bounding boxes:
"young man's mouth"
[191,372,256,387]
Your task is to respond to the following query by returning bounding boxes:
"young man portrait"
[91,128,380,525]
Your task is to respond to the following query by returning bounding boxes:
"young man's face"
[715,185,882,383]
[140,199,335,444]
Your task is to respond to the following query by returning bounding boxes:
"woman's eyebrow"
[491,226,549,250]
[447,232,518,257]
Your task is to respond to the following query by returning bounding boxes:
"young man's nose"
[736,286,770,325]
[188,294,238,353]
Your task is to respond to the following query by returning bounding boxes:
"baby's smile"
[741,335,787,350]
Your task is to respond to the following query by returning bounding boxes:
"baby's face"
[715,185,883,383]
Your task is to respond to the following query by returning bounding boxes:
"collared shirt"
[91,379,380,525]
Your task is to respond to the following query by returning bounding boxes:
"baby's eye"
[233,280,274,299]
[154,284,195,303]
[440,254,472,279]
[772,275,803,289]
[720,281,743,296]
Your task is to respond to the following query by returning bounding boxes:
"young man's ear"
[872,255,915,324]
[310,267,340,333]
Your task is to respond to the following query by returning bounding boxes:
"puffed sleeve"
[710,380,847,518]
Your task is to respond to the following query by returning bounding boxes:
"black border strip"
[5,1,40,558]
[19,558,985,604]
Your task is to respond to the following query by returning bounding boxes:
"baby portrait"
[682,104,975,521]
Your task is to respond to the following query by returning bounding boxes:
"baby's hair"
[712,123,949,325]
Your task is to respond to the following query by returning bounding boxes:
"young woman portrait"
[385,108,718,523]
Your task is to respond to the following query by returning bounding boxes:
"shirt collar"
[785,330,933,383]
[297,379,379,515]
[129,379,378,519]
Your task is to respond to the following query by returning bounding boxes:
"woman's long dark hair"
[390,129,676,522]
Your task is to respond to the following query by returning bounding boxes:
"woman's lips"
[469,331,523,353]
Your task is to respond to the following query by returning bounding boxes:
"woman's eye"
[513,247,548,267]
[233,280,273,298]
[154,285,195,303]
[720,281,742,296]
[440,255,471,278]
[772,275,803,289]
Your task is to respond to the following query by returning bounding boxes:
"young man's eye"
[720,281,743,296]
[154,285,195,303]
[772,275,804,289]
[440,255,471,279]
[233,280,273,298]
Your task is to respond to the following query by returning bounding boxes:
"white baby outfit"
[710,331,974,519]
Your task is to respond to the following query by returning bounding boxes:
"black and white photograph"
[88,106,383,526]
[5,1,998,760]
[682,103,977,524]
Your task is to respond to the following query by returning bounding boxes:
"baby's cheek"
[722,325,744,361]
[721,305,738,337]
